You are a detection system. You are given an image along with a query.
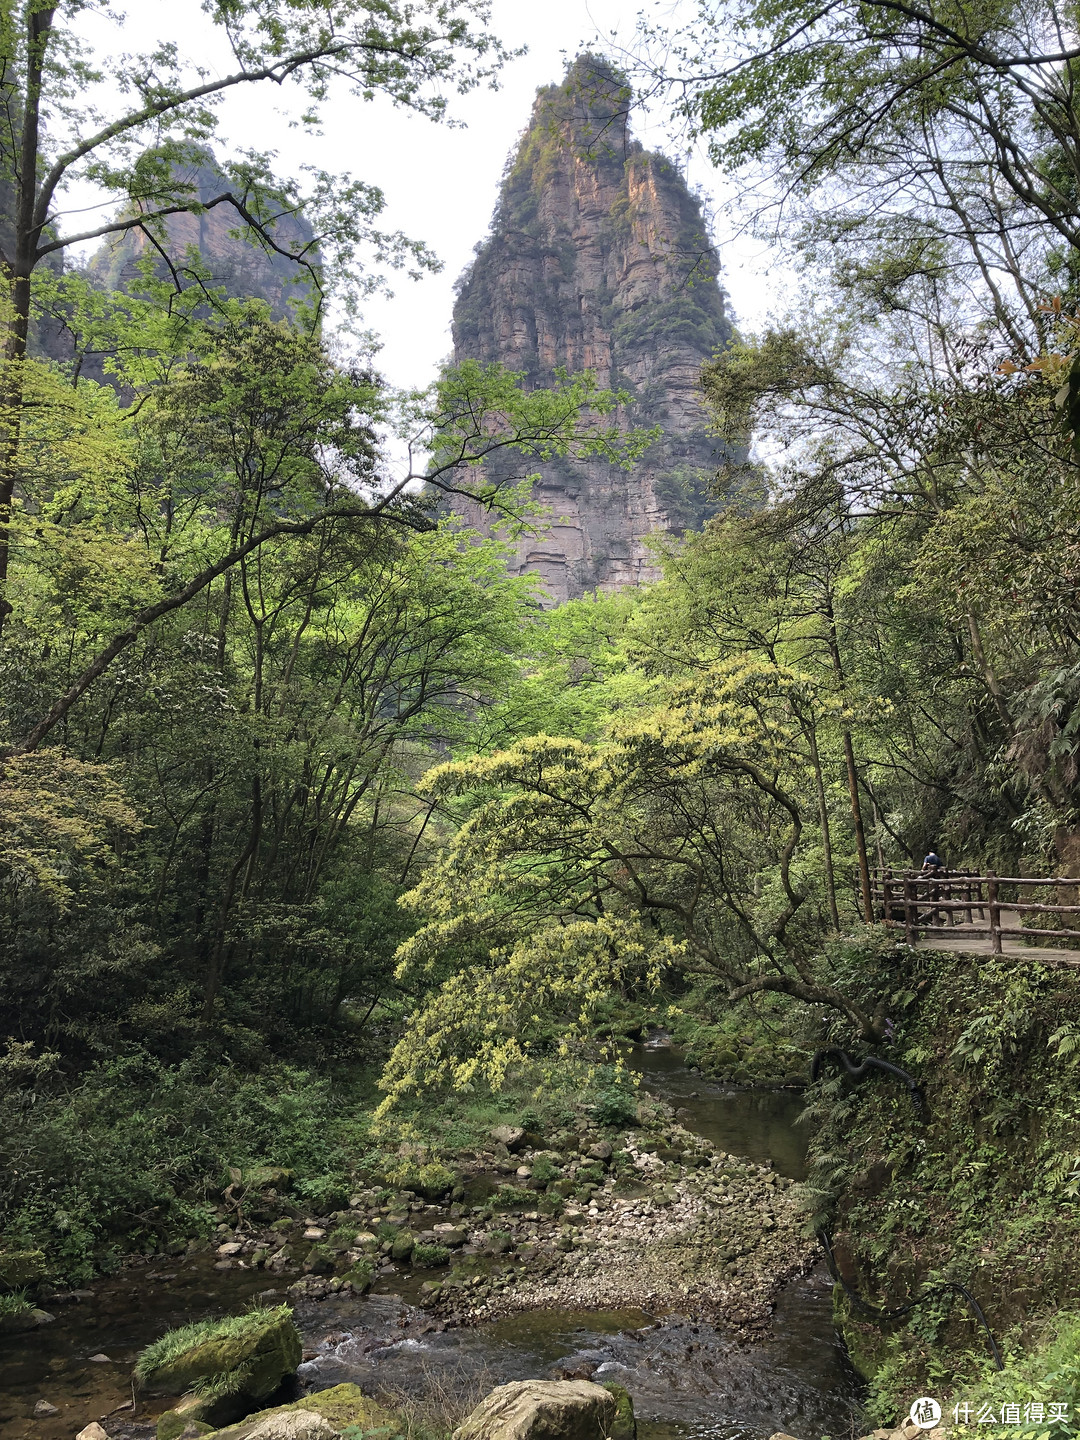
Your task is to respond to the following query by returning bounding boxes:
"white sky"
[65,0,793,392]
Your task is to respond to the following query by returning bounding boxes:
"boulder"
[245,1415,336,1440]
[33,1401,60,1419]
[344,1262,374,1293]
[586,1143,613,1162]
[303,1246,334,1276]
[208,1384,398,1440]
[136,1305,301,1402]
[0,1248,46,1286]
[156,1393,218,1440]
[77,1426,110,1440]
[490,1126,526,1152]
[0,1306,54,1333]
[390,1232,416,1262]
[432,1225,467,1247]
[453,1380,626,1440]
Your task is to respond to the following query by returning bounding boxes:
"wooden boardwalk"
[914,932,1080,966]
[872,871,1080,966]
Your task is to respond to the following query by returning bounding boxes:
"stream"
[0,1040,863,1440]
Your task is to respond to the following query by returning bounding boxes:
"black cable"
[817,1229,1004,1371]
[811,1048,927,1119]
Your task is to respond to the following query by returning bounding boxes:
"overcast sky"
[67,1,792,392]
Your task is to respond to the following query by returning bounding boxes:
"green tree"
[0,0,513,634]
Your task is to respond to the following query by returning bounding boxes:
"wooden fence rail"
[870,869,1080,953]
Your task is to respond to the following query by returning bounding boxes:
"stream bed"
[0,1040,863,1440]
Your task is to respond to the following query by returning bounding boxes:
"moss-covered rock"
[390,1231,415,1262]
[207,1384,401,1440]
[344,1261,374,1293]
[599,1384,636,1440]
[136,1306,301,1401]
[302,1244,334,1275]
[0,1248,46,1286]
[156,1393,217,1440]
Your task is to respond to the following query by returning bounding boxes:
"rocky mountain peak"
[451,56,736,605]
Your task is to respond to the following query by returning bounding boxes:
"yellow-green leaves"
[0,752,141,910]
[379,657,824,1107]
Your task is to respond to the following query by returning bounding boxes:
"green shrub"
[589,1089,637,1127]
[0,1053,358,1281]
[531,1155,559,1183]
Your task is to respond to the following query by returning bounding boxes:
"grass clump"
[190,1368,252,1402]
[0,1290,32,1317]
[135,1306,291,1384]
[412,1243,450,1269]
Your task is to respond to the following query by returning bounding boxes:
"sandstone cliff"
[451,56,735,604]
[89,150,315,320]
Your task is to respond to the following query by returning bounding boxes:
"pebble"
[87,1353,111,1363]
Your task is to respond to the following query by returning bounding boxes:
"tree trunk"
[807,721,841,930]
[821,592,873,922]
[0,6,54,640]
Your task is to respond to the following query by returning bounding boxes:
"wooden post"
[904,875,916,944]
[965,875,974,926]
[882,873,893,929]
[988,872,1002,954]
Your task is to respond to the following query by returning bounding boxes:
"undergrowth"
[804,942,1080,1427]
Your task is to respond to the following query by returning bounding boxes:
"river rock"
[245,1414,337,1440]
[77,1425,109,1440]
[390,1232,416,1261]
[453,1379,624,1440]
[303,1246,334,1276]
[208,1384,399,1440]
[135,1306,301,1401]
[0,1306,54,1333]
[33,1401,60,1418]
[432,1224,466,1247]
[586,1143,612,1161]
[491,1126,527,1152]
[0,1248,46,1286]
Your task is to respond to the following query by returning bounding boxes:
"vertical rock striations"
[451,56,735,604]
[89,150,316,320]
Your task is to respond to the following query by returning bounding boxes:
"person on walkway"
[920,849,946,927]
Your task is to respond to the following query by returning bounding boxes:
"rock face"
[451,56,735,605]
[453,1380,626,1440]
[90,151,315,320]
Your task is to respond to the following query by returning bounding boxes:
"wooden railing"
[870,869,1080,952]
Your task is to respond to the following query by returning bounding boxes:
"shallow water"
[0,1040,861,1440]
[629,1037,810,1180]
